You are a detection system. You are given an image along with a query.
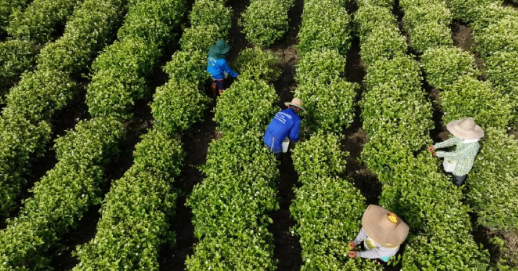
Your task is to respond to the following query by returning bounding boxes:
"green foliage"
[484,51,518,94]
[297,0,351,55]
[402,4,452,31]
[354,4,397,41]
[163,50,208,84]
[292,133,346,177]
[215,79,278,134]
[470,3,518,32]
[0,40,38,99]
[4,69,74,122]
[0,117,124,270]
[234,47,280,82]
[180,24,227,52]
[360,26,407,67]
[295,49,346,84]
[364,55,422,91]
[408,22,453,53]
[0,116,50,216]
[421,46,479,90]
[73,130,183,270]
[240,0,294,47]
[449,0,502,23]
[189,0,231,35]
[0,0,30,35]
[474,16,518,57]
[357,0,394,8]
[152,80,211,134]
[467,128,518,231]
[295,79,358,134]
[36,0,127,73]
[7,0,81,42]
[440,75,511,129]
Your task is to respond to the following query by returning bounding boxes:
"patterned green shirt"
[433,137,480,176]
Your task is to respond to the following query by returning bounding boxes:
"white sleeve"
[357,246,399,259]
[353,228,367,245]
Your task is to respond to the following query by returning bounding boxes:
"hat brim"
[284,102,305,111]
[446,120,485,139]
[362,205,409,248]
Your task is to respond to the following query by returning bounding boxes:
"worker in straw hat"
[207,40,239,97]
[427,117,484,187]
[263,98,304,157]
[348,205,409,265]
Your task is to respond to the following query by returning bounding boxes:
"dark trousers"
[452,174,467,186]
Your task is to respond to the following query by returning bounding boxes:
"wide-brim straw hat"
[446,117,484,139]
[362,205,409,248]
[284,98,305,111]
[208,40,231,57]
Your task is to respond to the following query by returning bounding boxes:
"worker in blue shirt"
[207,40,239,97]
[264,98,304,156]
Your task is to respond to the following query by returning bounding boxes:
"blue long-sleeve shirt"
[207,57,238,80]
[264,108,301,151]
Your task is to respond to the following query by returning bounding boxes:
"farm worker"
[427,117,484,187]
[348,205,409,265]
[207,40,239,97]
[263,98,304,156]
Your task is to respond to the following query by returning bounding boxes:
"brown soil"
[451,22,485,72]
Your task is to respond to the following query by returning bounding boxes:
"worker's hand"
[237,75,240,78]
[348,241,356,249]
[427,146,435,152]
[348,251,357,258]
[432,152,437,157]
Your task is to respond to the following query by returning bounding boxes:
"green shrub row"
[7,0,83,42]
[0,117,124,270]
[291,134,380,270]
[72,0,224,267]
[297,0,351,55]
[355,2,489,269]
[0,0,129,216]
[400,0,453,53]
[0,0,30,35]
[240,0,295,47]
[86,0,187,119]
[186,47,281,270]
[0,40,39,101]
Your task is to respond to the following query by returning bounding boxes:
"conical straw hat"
[284,98,305,111]
[446,117,484,139]
[362,205,409,248]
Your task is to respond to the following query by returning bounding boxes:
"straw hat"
[284,98,305,111]
[446,117,484,139]
[362,205,409,248]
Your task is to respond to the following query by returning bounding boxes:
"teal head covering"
[208,40,231,59]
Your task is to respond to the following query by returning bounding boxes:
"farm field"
[0,0,518,270]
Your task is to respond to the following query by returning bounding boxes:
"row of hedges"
[0,0,30,36]
[186,46,281,270]
[0,0,129,218]
[71,0,218,268]
[356,1,489,269]
[86,0,186,119]
[0,0,186,268]
[0,40,38,101]
[6,0,83,42]
[289,0,378,269]
[240,0,294,47]
[0,117,124,270]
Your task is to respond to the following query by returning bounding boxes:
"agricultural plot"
[0,0,517,270]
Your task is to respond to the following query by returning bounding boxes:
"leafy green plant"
[470,2,518,32]
[402,4,452,31]
[408,22,453,53]
[354,4,397,41]
[484,51,518,94]
[357,0,394,8]
[474,16,518,57]
[449,0,502,23]
[0,117,124,270]
[189,0,232,35]
[240,0,294,47]
[421,46,479,90]
[440,75,511,129]
[7,0,81,43]
[0,0,30,35]
[163,50,208,84]
[360,25,407,67]
[233,47,281,82]
[0,40,39,100]
[295,49,346,84]
[180,24,227,52]
[297,0,351,55]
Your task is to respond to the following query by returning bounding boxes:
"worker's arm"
[353,228,367,246]
[220,60,239,78]
[433,137,460,149]
[436,143,479,159]
[288,118,300,142]
[357,246,398,259]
